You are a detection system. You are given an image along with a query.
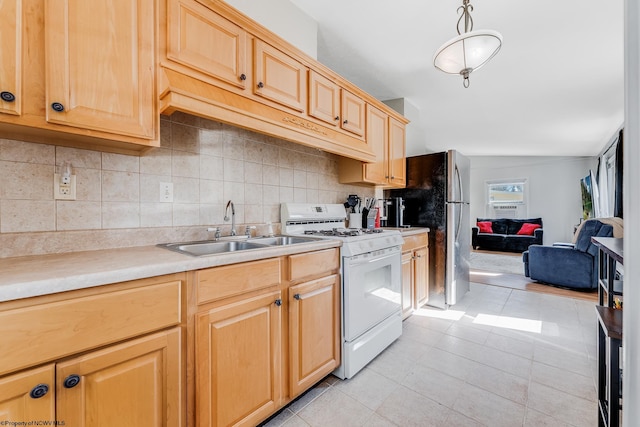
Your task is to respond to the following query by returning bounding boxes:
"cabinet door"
[363,104,389,184]
[308,70,340,125]
[254,39,307,112]
[167,0,248,91]
[0,0,21,116]
[401,251,414,319]
[289,275,340,397]
[0,364,55,424]
[56,328,182,427]
[45,0,156,139]
[414,247,429,308]
[388,117,406,187]
[340,89,365,136]
[196,290,282,427]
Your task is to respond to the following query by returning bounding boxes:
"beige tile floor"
[262,282,598,427]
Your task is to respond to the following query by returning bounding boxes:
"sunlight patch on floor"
[412,307,466,321]
[473,313,542,333]
[470,269,505,277]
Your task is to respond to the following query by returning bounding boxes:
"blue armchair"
[522,219,614,290]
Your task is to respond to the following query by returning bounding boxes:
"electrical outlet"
[54,173,77,200]
[160,182,173,203]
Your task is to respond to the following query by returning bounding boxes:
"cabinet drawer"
[196,258,282,304]
[402,232,428,252]
[0,280,181,376]
[289,249,339,282]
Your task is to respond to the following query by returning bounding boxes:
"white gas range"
[281,203,403,379]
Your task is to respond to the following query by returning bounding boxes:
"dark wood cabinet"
[593,237,623,427]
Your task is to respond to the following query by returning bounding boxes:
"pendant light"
[433,0,502,88]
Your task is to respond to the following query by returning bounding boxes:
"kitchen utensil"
[344,194,360,213]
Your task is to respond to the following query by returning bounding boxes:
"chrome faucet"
[224,200,236,236]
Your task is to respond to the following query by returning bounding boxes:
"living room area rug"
[468,249,598,302]
[469,250,524,275]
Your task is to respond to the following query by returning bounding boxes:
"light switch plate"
[160,182,174,203]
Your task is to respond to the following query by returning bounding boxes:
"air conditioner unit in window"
[492,204,527,219]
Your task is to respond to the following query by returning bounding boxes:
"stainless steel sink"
[250,236,321,246]
[158,235,322,257]
[159,240,269,257]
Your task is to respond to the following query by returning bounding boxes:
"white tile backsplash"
[0,114,374,257]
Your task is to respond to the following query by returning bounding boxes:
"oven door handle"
[346,250,400,267]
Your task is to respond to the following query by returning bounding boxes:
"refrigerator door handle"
[456,164,464,203]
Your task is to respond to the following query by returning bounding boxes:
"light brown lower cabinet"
[401,232,430,319]
[0,249,340,427]
[0,275,185,426]
[0,329,181,426]
[57,329,182,426]
[193,249,340,426]
[401,251,414,319]
[196,289,283,427]
[0,364,55,423]
[288,274,340,397]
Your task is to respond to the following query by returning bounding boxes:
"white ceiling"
[290,0,624,157]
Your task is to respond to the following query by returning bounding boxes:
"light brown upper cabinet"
[338,104,407,187]
[361,105,389,183]
[166,0,249,92]
[45,0,156,140]
[159,0,405,163]
[308,70,366,138]
[0,0,158,154]
[253,39,307,113]
[388,116,406,187]
[340,89,365,136]
[0,0,21,116]
[308,70,340,126]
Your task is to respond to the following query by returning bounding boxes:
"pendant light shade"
[433,1,502,87]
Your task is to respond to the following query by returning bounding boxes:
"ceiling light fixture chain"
[457,0,473,35]
[433,0,502,88]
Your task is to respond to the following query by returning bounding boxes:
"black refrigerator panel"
[390,153,447,230]
[386,151,470,309]
[387,152,448,309]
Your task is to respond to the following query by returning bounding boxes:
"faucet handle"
[245,225,257,237]
[207,227,222,240]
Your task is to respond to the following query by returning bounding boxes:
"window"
[487,181,526,204]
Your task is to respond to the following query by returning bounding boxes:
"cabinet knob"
[51,102,65,112]
[294,294,301,300]
[343,119,348,124]
[391,176,395,179]
[63,374,81,389]
[240,73,247,81]
[0,91,15,102]
[275,299,282,306]
[334,116,339,121]
[257,82,264,89]
[30,384,49,399]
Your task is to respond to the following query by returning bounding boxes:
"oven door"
[342,246,402,342]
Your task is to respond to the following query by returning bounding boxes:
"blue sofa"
[522,219,613,290]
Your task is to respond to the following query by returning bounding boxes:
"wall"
[469,156,596,244]
[223,0,317,59]
[623,0,639,420]
[0,113,372,258]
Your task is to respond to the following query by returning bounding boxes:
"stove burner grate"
[303,228,384,237]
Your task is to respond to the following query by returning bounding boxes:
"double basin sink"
[158,235,321,257]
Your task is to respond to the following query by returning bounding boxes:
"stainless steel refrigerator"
[386,150,470,309]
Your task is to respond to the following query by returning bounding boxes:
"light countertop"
[383,227,430,237]
[0,239,341,303]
